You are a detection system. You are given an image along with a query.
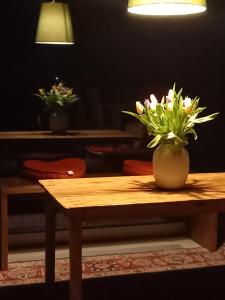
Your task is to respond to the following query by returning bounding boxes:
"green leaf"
[122,111,149,127]
[186,128,198,140]
[193,112,219,123]
[147,135,161,148]
[166,131,183,143]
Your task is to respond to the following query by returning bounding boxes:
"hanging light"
[127,0,207,16]
[35,1,74,45]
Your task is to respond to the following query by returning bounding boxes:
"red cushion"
[123,160,153,176]
[23,158,86,180]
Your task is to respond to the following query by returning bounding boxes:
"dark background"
[2,0,225,171]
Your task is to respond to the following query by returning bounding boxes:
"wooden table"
[0,130,137,141]
[0,129,138,160]
[39,173,225,300]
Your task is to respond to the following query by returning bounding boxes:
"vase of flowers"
[123,84,219,189]
[153,142,189,189]
[36,81,79,134]
[48,108,69,134]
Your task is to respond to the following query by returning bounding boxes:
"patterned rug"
[1,242,225,287]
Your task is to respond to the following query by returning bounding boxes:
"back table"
[39,172,225,300]
[0,130,137,141]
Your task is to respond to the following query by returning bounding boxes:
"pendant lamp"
[35,1,74,45]
[127,0,207,15]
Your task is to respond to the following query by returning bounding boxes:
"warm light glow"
[35,2,74,45]
[128,0,207,16]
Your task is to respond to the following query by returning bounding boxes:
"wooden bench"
[0,173,123,270]
[0,177,44,270]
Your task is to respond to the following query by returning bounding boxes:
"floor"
[8,236,200,263]
[2,235,225,300]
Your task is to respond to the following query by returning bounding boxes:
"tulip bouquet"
[123,85,219,148]
[36,81,79,109]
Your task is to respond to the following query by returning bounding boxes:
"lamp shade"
[35,2,74,45]
[127,0,207,15]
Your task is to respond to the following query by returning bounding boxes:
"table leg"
[45,197,56,285]
[0,190,8,270]
[189,213,218,252]
[69,211,82,300]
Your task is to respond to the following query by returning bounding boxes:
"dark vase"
[48,108,69,134]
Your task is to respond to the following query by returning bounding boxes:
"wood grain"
[0,180,44,271]
[0,190,8,270]
[0,130,137,140]
[69,211,82,300]
[189,213,218,252]
[39,173,225,210]
[45,197,56,285]
[41,172,225,300]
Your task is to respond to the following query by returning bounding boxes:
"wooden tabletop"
[0,130,137,140]
[39,172,225,210]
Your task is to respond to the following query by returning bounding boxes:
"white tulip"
[183,97,192,108]
[144,99,151,108]
[136,101,144,115]
[150,94,158,110]
[183,97,192,113]
[166,89,174,102]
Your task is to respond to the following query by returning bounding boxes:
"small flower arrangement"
[35,81,79,109]
[123,85,219,148]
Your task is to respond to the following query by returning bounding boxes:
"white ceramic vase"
[153,143,189,190]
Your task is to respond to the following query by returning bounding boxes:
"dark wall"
[2,0,225,170]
